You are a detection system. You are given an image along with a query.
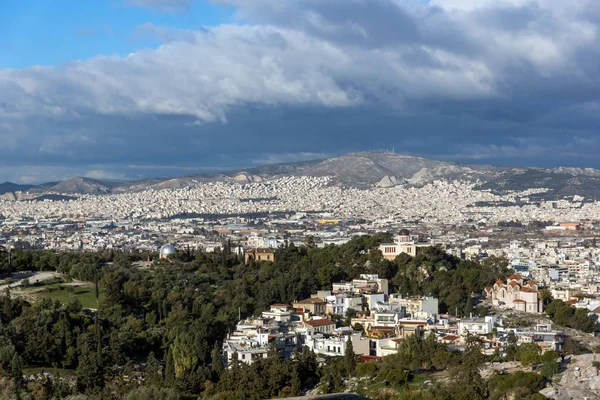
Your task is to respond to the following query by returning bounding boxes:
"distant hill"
[0,182,34,195]
[8,151,600,200]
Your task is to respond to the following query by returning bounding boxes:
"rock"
[376,175,398,188]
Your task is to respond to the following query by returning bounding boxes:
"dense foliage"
[0,235,550,399]
[545,299,597,333]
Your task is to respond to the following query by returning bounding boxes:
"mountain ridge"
[6,151,600,200]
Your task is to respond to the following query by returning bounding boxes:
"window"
[241,354,246,360]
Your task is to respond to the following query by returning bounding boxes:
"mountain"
[0,182,34,195]
[28,177,116,195]
[8,151,600,200]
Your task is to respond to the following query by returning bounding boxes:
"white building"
[305,333,369,357]
[485,275,544,313]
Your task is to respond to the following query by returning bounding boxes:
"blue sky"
[1,0,600,183]
[0,0,231,68]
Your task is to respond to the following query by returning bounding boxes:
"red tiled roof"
[520,288,537,293]
[508,274,522,280]
[495,280,504,285]
[251,248,275,254]
[391,338,403,344]
[371,326,396,332]
[566,300,578,306]
[513,299,525,303]
[306,319,335,327]
[271,304,290,307]
[361,355,382,362]
[528,280,536,286]
[442,335,460,341]
[592,306,600,313]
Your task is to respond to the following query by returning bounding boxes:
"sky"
[1,0,600,184]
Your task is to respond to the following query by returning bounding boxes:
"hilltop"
[6,151,600,200]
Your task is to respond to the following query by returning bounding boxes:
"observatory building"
[160,244,177,259]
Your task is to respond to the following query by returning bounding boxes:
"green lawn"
[32,285,105,309]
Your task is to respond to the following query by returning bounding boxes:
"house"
[306,333,370,357]
[223,341,269,365]
[317,291,364,315]
[485,275,544,313]
[457,315,501,336]
[332,274,389,296]
[304,319,336,333]
[293,298,326,316]
[389,294,439,320]
[371,337,404,357]
[261,304,296,323]
[245,248,275,263]
[351,304,405,332]
[440,335,462,347]
[379,242,422,260]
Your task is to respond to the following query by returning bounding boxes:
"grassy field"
[30,284,105,309]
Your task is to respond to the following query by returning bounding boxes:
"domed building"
[160,244,177,259]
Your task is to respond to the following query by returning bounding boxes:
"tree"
[432,351,452,370]
[76,334,105,393]
[506,331,518,361]
[304,236,316,249]
[146,351,162,383]
[211,342,224,380]
[520,351,540,367]
[538,288,553,306]
[290,363,301,396]
[164,348,176,385]
[463,294,473,317]
[344,338,356,377]
[9,353,22,382]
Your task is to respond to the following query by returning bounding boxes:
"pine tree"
[9,352,22,382]
[3,287,12,320]
[76,335,105,393]
[211,342,224,380]
[164,347,176,385]
[290,363,302,396]
[464,294,473,317]
[146,351,162,383]
[344,338,356,378]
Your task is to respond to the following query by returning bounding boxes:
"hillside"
[9,151,600,200]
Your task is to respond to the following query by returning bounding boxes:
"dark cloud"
[1,0,600,182]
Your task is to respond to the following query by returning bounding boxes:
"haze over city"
[1,0,600,183]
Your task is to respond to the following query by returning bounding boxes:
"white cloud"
[0,0,600,179]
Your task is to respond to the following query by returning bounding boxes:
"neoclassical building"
[485,275,543,313]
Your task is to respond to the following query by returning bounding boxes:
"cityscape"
[2,0,600,399]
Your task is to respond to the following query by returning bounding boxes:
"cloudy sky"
[1,0,599,183]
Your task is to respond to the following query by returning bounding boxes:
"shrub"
[384,369,408,387]
[355,362,378,378]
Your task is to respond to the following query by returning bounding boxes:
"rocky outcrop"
[376,175,398,188]
[542,353,600,399]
